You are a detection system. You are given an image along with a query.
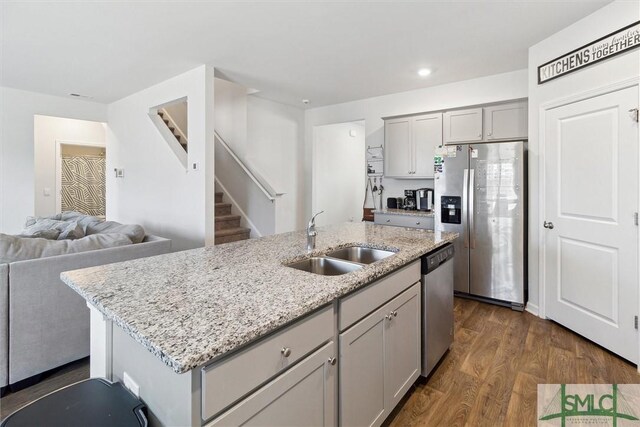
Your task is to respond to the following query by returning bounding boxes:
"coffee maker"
[403,190,417,210]
[416,188,434,211]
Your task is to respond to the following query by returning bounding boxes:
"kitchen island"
[62,222,456,426]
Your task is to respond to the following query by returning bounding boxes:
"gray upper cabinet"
[443,108,483,144]
[384,113,442,178]
[412,113,442,178]
[384,117,412,177]
[484,101,528,140]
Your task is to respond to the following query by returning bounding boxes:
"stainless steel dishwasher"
[421,243,455,377]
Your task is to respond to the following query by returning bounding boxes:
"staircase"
[158,110,188,152]
[215,191,251,244]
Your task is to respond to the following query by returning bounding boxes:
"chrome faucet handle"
[308,211,325,230]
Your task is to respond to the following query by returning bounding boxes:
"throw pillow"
[17,229,61,240]
[57,221,85,240]
[20,218,68,236]
[86,221,146,244]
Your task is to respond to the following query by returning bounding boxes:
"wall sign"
[538,20,640,84]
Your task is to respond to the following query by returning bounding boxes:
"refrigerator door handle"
[462,168,469,248]
[469,168,475,249]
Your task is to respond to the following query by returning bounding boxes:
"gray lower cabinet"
[207,341,337,426]
[374,212,434,230]
[339,282,421,427]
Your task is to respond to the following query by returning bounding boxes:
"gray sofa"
[0,215,171,388]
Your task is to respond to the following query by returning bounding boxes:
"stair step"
[215,203,232,216]
[215,192,223,203]
[215,214,241,231]
[158,111,164,117]
[163,119,169,125]
[215,227,251,237]
[215,227,251,245]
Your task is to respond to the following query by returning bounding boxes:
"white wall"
[34,115,106,217]
[312,121,365,227]
[527,0,640,315]
[214,78,247,155]
[247,96,305,232]
[214,77,305,233]
[107,65,215,251]
[304,69,529,220]
[0,87,107,233]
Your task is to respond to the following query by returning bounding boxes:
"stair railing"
[214,131,284,202]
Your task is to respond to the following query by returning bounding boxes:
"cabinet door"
[385,282,421,411]
[412,113,443,178]
[443,108,483,144]
[207,342,337,427]
[384,118,412,177]
[340,310,387,427]
[484,101,528,140]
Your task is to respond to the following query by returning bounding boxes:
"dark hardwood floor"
[388,297,640,427]
[0,358,89,419]
[2,298,639,425]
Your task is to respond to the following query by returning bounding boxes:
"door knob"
[543,221,554,229]
[327,357,337,366]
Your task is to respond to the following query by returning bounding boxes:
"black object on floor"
[0,378,147,427]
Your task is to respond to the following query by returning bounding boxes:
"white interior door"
[544,85,639,363]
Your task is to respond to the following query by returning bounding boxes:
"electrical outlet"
[191,162,200,171]
[123,371,140,397]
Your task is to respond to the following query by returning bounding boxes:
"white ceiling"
[0,1,610,107]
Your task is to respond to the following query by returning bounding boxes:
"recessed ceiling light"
[302,99,310,105]
[69,93,93,99]
[417,68,431,77]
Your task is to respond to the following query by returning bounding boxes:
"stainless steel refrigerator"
[434,141,526,310]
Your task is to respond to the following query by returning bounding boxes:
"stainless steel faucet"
[306,211,324,251]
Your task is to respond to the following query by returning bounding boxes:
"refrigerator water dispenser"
[440,196,461,224]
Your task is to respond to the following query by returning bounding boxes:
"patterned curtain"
[61,155,106,216]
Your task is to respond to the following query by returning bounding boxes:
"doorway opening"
[33,115,107,218]
[312,120,366,227]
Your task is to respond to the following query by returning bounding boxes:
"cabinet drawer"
[374,213,433,230]
[206,341,337,427]
[202,306,334,421]
[339,261,420,331]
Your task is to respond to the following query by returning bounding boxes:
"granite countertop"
[61,222,457,374]
[374,208,435,217]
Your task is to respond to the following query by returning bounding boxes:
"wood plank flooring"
[0,358,89,419]
[2,298,639,425]
[388,297,640,427]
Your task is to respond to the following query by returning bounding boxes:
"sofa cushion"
[86,222,145,244]
[0,233,133,264]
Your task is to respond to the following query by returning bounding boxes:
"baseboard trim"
[525,302,539,317]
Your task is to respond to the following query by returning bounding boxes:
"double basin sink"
[286,246,396,276]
